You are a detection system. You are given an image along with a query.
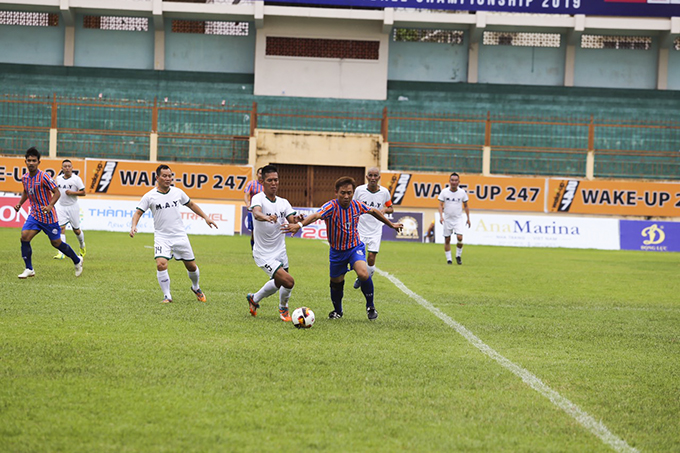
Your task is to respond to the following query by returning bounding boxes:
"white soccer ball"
[292,307,315,329]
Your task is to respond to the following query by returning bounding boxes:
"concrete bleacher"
[1,63,679,179]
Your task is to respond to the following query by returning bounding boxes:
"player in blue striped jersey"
[285,176,402,320]
[14,147,83,279]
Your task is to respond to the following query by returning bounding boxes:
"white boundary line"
[376,268,638,453]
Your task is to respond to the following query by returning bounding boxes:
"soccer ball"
[291,307,315,329]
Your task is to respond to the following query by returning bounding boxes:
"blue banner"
[263,0,680,18]
[620,220,680,252]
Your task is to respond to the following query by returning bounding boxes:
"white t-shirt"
[251,192,296,260]
[56,174,85,207]
[137,186,191,239]
[354,184,392,238]
[438,187,469,220]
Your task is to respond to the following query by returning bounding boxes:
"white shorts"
[361,232,382,254]
[254,250,289,279]
[56,203,81,229]
[443,217,466,237]
[154,235,195,261]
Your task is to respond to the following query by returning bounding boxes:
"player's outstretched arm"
[282,212,321,234]
[129,209,143,237]
[252,205,278,223]
[368,207,402,232]
[186,200,218,229]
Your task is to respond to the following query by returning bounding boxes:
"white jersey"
[438,187,469,220]
[251,192,296,260]
[354,184,392,238]
[136,186,191,240]
[56,174,85,207]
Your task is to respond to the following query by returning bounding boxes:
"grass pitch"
[1,229,679,452]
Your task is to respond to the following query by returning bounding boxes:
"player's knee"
[330,280,344,291]
[156,262,168,271]
[74,228,81,235]
[50,239,61,248]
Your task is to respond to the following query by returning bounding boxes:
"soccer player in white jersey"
[352,167,393,289]
[246,165,298,322]
[53,159,87,260]
[437,172,470,265]
[129,164,217,304]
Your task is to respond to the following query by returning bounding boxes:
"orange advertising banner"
[85,159,252,199]
[547,178,680,217]
[383,172,546,212]
[0,156,86,193]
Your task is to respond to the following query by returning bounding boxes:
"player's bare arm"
[252,205,278,223]
[129,208,143,237]
[282,211,321,234]
[42,186,60,214]
[14,191,28,212]
[186,200,218,229]
[368,207,403,232]
[438,200,445,223]
[66,188,86,197]
[464,201,471,227]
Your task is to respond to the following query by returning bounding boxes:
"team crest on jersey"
[52,229,58,235]
[357,249,364,256]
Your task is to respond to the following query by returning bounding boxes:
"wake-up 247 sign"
[264,0,680,17]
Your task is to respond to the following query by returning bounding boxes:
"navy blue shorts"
[23,215,61,240]
[246,211,254,231]
[329,243,367,278]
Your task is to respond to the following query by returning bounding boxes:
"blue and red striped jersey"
[318,199,370,251]
[244,180,263,198]
[22,169,58,223]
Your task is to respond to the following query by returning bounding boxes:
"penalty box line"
[375,268,637,453]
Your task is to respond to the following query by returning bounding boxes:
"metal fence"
[1,94,678,179]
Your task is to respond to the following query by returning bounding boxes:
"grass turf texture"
[1,229,679,451]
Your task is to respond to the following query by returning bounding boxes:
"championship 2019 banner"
[263,0,680,17]
[548,179,680,217]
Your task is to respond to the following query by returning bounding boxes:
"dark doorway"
[273,164,366,207]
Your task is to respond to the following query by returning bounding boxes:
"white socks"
[187,268,200,291]
[445,250,452,261]
[279,286,292,308]
[367,265,375,279]
[254,279,278,303]
[157,270,171,300]
[456,246,463,258]
[76,231,85,248]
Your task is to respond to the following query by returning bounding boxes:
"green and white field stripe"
[377,268,637,453]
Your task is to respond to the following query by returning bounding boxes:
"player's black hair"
[335,176,356,191]
[156,164,171,176]
[25,147,41,161]
[450,172,460,178]
[261,165,278,178]
[62,159,72,165]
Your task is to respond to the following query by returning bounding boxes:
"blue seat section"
[1,64,679,179]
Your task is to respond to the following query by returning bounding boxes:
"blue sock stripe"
[21,241,33,270]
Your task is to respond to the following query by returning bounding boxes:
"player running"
[284,176,402,321]
[246,165,299,322]
[130,164,217,303]
[352,167,393,289]
[53,159,87,260]
[437,172,471,265]
[14,147,83,279]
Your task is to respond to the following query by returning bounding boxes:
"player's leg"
[45,219,82,274]
[53,224,67,259]
[444,235,453,264]
[351,249,377,320]
[328,248,349,318]
[455,232,464,265]
[354,235,379,289]
[248,256,281,316]
[154,238,173,303]
[175,239,204,302]
[69,204,86,256]
[274,266,294,322]
[18,227,40,278]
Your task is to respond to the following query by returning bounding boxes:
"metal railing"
[1,94,678,179]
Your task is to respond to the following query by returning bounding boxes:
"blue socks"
[21,241,32,270]
[361,278,375,309]
[57,241,80,264]
[330,280,344,314]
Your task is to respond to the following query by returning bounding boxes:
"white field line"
[376,268,637,453]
